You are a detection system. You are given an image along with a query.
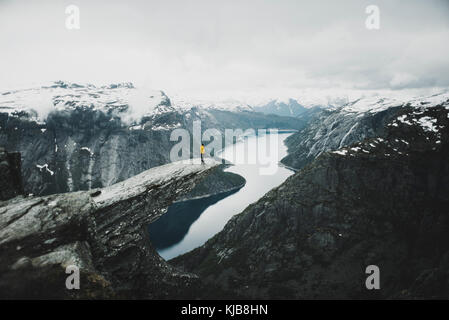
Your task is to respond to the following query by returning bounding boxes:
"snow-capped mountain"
[170,95,254,113]
[252,98,308,117]
[338,92,449,115]
[0,81,174,124]
[251,96,351,119]
[281,91,449,169]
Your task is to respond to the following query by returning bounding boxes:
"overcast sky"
[1,0,448,101]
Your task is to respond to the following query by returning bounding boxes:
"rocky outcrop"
[0,159,219,299]
[176,164,245,202]
[0,148,23,201]
[173,105,449,299]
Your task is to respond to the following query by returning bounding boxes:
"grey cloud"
[0,0,448,96]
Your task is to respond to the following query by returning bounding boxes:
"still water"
[149,132,294,260]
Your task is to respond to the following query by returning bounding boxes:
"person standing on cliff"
[200,143,205,164]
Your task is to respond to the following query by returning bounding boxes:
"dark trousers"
[201,153,204,163]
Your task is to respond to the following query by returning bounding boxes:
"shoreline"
[173,181,246,204]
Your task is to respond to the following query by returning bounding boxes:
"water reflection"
[149,133,294,260]
[148,188,240,250]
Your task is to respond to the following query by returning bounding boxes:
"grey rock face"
[177,164,246,202]
[173,104,449,299]
[0,148,23,201]
[281,106,401,170]
[0,160,219,299]
[1,106,177,196]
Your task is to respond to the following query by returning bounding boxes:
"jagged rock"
[0,148,23,201]
[0,159,219,299]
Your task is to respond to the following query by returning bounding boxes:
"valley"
[150,132,294,260]
[1,83,449,299]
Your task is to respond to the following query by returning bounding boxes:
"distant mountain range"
[252,98,318,117]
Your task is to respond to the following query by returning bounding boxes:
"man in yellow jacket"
[200,143,205,164]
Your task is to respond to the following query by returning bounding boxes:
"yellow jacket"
[200,145,205,154]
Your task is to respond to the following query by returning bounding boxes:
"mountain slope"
[173,101,449,299]
[281,92,449,170]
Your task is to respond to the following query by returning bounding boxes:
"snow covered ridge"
[0,81,173,123]
[331,104,448,158]
[339,91,449,115]
[171,95,254,113]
